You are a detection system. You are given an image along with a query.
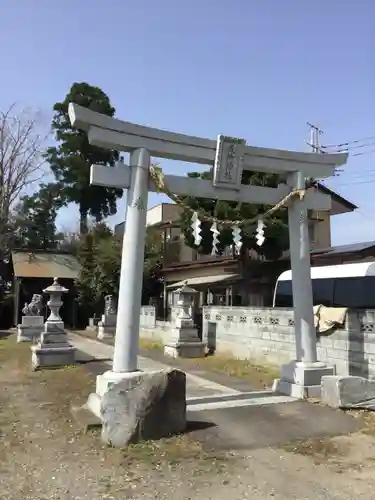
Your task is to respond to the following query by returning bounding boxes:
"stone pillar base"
[44,320,65,333]
[17,325,42,343]
[272,360,334,399]
[87,370,140,418]
[31,345,76,370]
[164,341,206,359]
[85,369,186,447]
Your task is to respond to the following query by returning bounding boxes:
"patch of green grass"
[0,336,30,365]
[193,354,279,385]
[138,338,163,351]
[138,335,279,389]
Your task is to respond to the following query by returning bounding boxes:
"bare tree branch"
[0,103,49,254]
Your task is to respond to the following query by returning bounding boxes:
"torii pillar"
[272,171,332,398]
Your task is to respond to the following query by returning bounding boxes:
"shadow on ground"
[187,401,365,452]
[74,346,365,455]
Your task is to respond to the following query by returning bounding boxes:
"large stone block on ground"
[98,369,186,447]
[322,375,375,408]
[31,345,76,370]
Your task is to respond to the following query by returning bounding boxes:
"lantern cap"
[174,280,198,295]
[43,277,69,294]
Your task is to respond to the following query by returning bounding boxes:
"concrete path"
[68,332,295,409]
[68,332,364,464]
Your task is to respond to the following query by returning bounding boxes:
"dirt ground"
[3,335,375,499]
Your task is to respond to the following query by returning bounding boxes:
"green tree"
[45,82,122,234]
[142,227,164,304]
[13,183,63,250]
[179,169,289,261]
[75,222,113,317]
[76,224,164,319]
[92,236,122,301]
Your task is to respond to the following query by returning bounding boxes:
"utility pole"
[307,122,324,153]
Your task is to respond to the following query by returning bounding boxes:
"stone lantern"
[31,277,76,370]
[174,282,197,328]
[44,277,68,329]
[164,281,206,358]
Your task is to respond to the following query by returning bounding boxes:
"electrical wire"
[321,136,375,150]
[351,148,375,157]
[356,210,375,221]
[333,167,375,179]
[329,178,375,187]
[327,142,375,153]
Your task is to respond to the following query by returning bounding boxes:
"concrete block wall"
[317,309,375,378]
[202,306,296,364]
[140,306,156,328]
[202,306,375,378]
[139,305,375,378]
[140,306,172,343]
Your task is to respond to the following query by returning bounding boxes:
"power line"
[330,178,375,187]
[356,210,375,221]
[321,136,375,150]
[352,148,375,157]
[326,142,375,153]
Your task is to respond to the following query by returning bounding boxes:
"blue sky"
[0,0,374,244]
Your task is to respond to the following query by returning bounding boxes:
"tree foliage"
[75,223,114,316]
[45,82,122,234]
[142,227,164,304]
[12,183,63,250]
[179,169,289,261]
[76,224,164,318]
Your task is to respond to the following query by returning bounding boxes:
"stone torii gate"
[69,103,348,401]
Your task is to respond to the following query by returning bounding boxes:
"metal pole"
[288,171,317,364]
[112,148,150,372]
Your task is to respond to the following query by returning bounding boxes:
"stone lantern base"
[31,321,76,369]
[31,344,76,370]
[164,327,206,359]
[164,340,206,358]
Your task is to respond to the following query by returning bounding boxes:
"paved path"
[68,332,365,465]
[69,332,295,409]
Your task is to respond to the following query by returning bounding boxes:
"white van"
[273,262,375,309]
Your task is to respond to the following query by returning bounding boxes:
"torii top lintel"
[68,103,348,179]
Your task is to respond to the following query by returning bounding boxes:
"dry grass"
[139,337,279,389]
[124,435,226,469]
[280,437,348,465]
[346,409,375,437]
[0,334,229,499]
